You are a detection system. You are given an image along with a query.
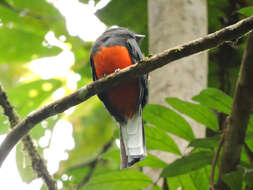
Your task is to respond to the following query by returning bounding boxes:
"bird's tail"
[120,110,146,168]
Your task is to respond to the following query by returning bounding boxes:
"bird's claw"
[115,68,121,73]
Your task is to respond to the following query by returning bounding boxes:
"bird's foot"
[115,68,121,73]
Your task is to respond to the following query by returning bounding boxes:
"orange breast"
[93,46,139,119]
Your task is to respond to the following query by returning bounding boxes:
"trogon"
[90,27,148,168]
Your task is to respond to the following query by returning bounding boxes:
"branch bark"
[216,32,253,189]
[0,85,57,190]
[1,15,253,167]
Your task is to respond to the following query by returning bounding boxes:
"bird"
[90,27,148,168]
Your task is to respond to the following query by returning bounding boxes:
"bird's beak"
[135,34,145,44]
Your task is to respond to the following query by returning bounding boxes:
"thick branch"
[0,85,57,190]
[216,32,253,189]
[1,15,253,167]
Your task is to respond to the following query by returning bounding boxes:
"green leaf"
[0,112,9,134]
[222,168,244,190]
[0,26,61,63]
[238,6,253,17]
[80,0,100,4]
[188,135,220,149]
[192,88,232,114]
[101,149,121,164]
[143,104,194,141]
[245,169,253,187]
[59,167,90,186]
[137,153,167,169]
[247,116,253,133]
[3,0,66,35]
[145,125,181,155]
[208,0,228,32]
[60,104,114,173]
[96,0,148,54]
[16,143,36,183]
[81,169,152,190]
[30,116,59,141]
[40,184,47,190]
[166,167,210,190]
[166,97,219,131]
[161,151,213,177]
[189,167,210,190]
[8,79,61,117]
[152,185,163,190]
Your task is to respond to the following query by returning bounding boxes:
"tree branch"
[0,85,57,190]
[216,31,253,189]
[210,134,225,190]
[1,15,253,167]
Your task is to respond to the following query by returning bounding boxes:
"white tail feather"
[120,112,146,167]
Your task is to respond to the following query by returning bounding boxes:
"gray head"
[99,27,145,44]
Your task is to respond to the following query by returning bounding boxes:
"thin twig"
[162,177,169,190]
[0,85,57,190]
[210,134,225,190]
[1,15,253,167]
[76,159,98,190]
[75,138,114,189]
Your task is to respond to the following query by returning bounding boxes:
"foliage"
[1,0,253,190]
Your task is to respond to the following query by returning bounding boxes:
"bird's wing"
[126,39,148,108]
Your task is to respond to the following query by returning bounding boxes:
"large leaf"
[188,135,220,149]
[193,89,253,132]
[244,169,253,188]
[0,26,61,63]
[96,0,148,54]
[152,185,163,190]
[101,149,121,164]
[16,143,36,183]
[192,88,232,114]
[143,104,194,141]
[101,148,121,170]
[238,6,253,17]
[189,167,210,190]
[145,125,181,155]
[222,168,244,190]
[166,97,219,131]
[0,0,66,63]
[161,151,213,177]
[2,0,66,35]
[166,167,210,190]
[137,153,167,169]
[81,169,152,190]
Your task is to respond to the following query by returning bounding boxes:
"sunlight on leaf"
[81,169,152,190]
[166,97,219,131]
[143,104,194,141]
[161,151,213,177]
